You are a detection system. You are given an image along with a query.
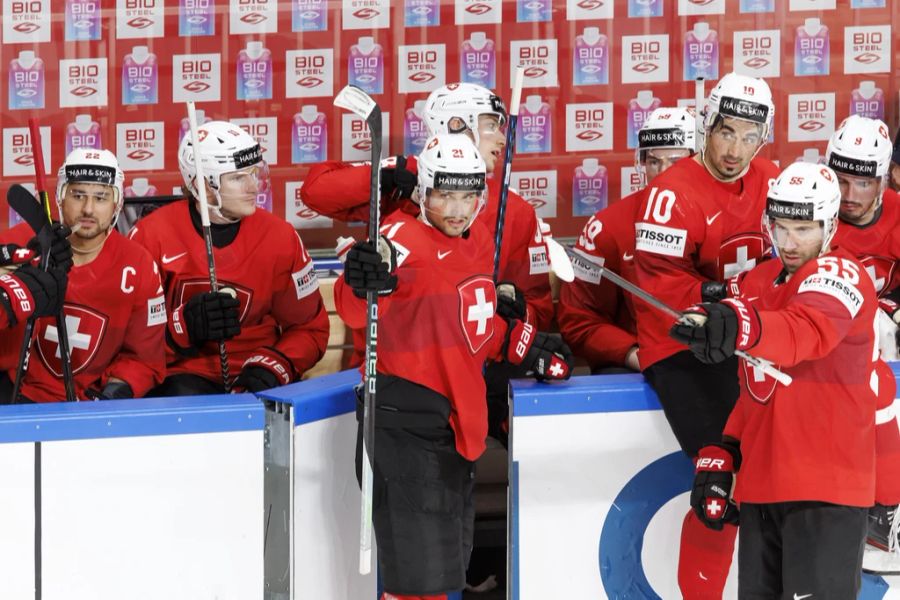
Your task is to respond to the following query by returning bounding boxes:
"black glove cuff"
[701,281,727,303]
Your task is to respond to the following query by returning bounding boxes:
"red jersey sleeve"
[300,160,373,222]
[558,212,636,367]
[268,231,330,377]
[103,254,167,396]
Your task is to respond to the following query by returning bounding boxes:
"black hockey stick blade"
[334,85,378,121]
[7,184,49,235]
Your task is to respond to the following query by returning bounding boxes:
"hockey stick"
[334,84,381,575]
[492,67,525,283]
[565,247,794,386]
[695,77,705,143]
[185,102,232,392]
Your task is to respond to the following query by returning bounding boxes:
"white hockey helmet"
[764,161,841,256]
[178,120,267,221]
[704,72,774,145]
[416,134,487,232]
[635,107,697,186]
[424,83,507,145]
[826,114,892,180]
[56,148,126,228]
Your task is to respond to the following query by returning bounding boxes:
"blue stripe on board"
[257,369,359,425]
[511,374,661,417]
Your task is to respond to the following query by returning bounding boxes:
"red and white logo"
[677,0,724,15]
[733,30,780,78]
[511,40,558,88]
[230,0,278,34]
[788,93,835,142]
[286,182,334,230]
[399,44,446,93]
[512,171,558,219]
[719,233,767,280]
[861,255,896,295]
[566,0,612,20]
[173,53,222,103]
[60,58,108,108]
[342,112,390,162]
[566,103,613,152]
[743,358,778,404]
[343,0,390,29]
[232,117,278,165]
[117,121,165,170]
[455,0,501,24]
[3,0,50,43]
[3,127,50,177]
[286,49,334,99]
[458,276,497,354]
[36,305,108,377]
[844,26,890,75]
[622,34,669,84]
[116,0,163,39]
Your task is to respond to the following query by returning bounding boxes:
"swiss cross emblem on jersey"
[176,279,253,322]
[457,276,496,354]
[742,358,778,404]
[860,255,896,295]
[36,304,109,377]
[719,233,768,280]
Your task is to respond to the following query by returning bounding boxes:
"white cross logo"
[467,287,494,335]
[14,248,31,260]
[45,315,92,358]
[866,265,885,293]
[724,245,756,279]
[706,499,722,516]
[548,362,564,377]
[751,362,767,383]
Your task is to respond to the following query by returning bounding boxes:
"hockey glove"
[344,236,398,298]
[700,281,727,303]
[669,298,761,364]
[234,347,295,393]
[176,290,241,348]
[0,265,67,326]
[504,320,574,381]
[85,381,134,401]
[496,281,528,322]
[691,442,741,530]
[878,298,900,353]
[0,244,36,268]
[28,223,74,272]
[380,155,418,203]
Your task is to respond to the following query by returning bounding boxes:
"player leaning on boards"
[129,121,329,396]
[0,149,166,402]
[558,106,697,373]
[674,161,882,599]
[632,72,779,598]
[334,134,572,600]
[823,114,900,574]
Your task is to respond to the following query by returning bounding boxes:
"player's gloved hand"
[691,442,741,530]
[504,320,574,381]
[85,381,134,401]
[344,236,398,298]
[28,223,74,272]
[669,298,761,364]
[234,347,295,393]
[496,281,528,321]
[380,155,418,202]
[0,265,67,325]
[0,243,36,268]
[181,289,241,347]
[879,298,900,324]
[701,281,727,303]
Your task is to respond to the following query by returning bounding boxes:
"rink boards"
[0,368,897,599]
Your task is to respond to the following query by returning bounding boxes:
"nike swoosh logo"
[437,250,452,260]
[794,594,813,600]
[622,252,634,261]
[161,252,187,265]
[706,211,722,226]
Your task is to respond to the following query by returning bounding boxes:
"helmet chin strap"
[200,185,241,225]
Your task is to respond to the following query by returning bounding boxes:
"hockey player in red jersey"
[889,128,900,192]
[632,72,780,599]
[673,161,879,599]
[823,114,900,573]
[559,107,696,373]
[129,121,328,395]
[334,134,572,600]
[0,149,165,402]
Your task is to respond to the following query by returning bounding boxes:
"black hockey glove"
[669,299,761,364]
[504,320,574,381]
[234,347,295,393]
[85,381,134,401]
[496,282,528,322]
[700,281,727,303]
[380,155,418,202]
[0,265,67,326]
[344,236,398,298]
[0,243,36,267]
[181,290,241,347]
[28,223,74,272]
[691,442,741,530]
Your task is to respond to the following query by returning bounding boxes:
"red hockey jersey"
[302,159,553,330]
[334,212,510,461]
[633,156,779,368]
[129,201,329,382]
[558,191,642,369]
[724,248,878,506]
[0,225,166,401]
[831,188,900,297]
